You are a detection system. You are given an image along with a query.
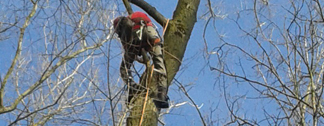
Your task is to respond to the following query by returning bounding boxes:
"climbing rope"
[162,19,169,36]
[139,49,155,126]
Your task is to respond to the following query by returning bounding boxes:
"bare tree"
[205,0,324,125]
[0,0,206,125]
[0,0,123,125]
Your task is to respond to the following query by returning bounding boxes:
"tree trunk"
[164,0,200,85]
[126,98,158,126]
[125,0,200,125]
[126,68,159,126]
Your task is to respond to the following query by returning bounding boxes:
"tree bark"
[163,0,200,85]
[126,69,159,126]
[125,0,200,125]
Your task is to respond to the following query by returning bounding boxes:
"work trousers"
[119,26,167,102]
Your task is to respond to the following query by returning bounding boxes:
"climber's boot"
[153,86,169,108]
[152,72,169,108]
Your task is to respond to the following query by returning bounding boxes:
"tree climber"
[113,11,169,108]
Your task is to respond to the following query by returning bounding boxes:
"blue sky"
[0,0,266,125]
[1,0,321,125]
[142,0,299,125]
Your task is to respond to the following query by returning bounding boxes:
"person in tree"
[113,11,169,108]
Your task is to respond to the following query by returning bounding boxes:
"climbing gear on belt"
[135,20,146,40]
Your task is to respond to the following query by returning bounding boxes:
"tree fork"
[123,0,200,125]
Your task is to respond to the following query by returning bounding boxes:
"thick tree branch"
[164,0,200,85]
[129,0,167,27]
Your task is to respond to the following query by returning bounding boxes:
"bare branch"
[174,79,206,126]
[122,0,133,15]
[0,0,38,108]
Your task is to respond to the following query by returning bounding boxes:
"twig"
[0,0,38,108]
[0,31,107,114]
[174,79,206,126]
[164,50,182,64]
[9,79,73,126]
[118,110,128,126]
[122,0,133,15]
